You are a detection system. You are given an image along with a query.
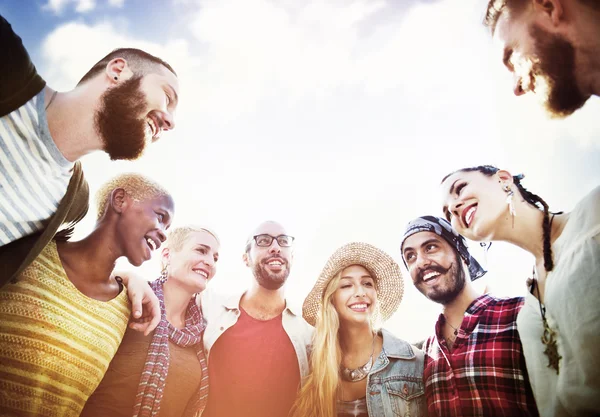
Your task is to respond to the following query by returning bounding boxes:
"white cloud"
[44,0,96,14]
[36,0,600,341]
[108,0,125,7]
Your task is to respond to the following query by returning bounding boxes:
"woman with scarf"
[82,225,219,417]
[290,242,427,417]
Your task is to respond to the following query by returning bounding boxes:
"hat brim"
[302,242,404,327]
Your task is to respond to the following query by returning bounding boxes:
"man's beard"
[530,24,589,118]
[96,76,150,161]
[252,256,290,290]
[415,252,466,305]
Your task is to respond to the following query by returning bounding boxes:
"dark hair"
[483,0,528,34]
[443,165,555,272]
[78,48,176,85]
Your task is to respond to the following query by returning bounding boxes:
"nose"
[354,285,366,297]
[268,240,281,254]
[513,74,526,96]
[161,111,175,131]
[449,199,463,219]
[202,255,215,268]
[157,229,167,243]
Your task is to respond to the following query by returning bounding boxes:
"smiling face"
[440,170,510,242]
[402,231,466,305]
[118,193,174,266]
[494,12,588,117]
[97,66,179,161]
[166,230,219,294]
[331,265,378,326]
[245,221,293,290]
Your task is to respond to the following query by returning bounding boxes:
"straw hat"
[303,242,404,327]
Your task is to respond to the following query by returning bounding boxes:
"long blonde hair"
[290,271,343,417]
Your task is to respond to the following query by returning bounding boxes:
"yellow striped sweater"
[0,241,130,417]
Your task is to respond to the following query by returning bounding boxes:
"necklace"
[45,90,58,111]
[529,212,561,374]
[340,334,376,382]
[445,318,460,337]
[530,268,561,374]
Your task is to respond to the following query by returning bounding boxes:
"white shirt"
[517,186,600,417]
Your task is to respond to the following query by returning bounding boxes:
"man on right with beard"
[201,220,313,417]
[484,0,600,118]
[400,216,539,417]
[0,15,179,323]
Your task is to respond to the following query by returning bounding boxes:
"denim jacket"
[200,287,314,379]
[366,329,428,417]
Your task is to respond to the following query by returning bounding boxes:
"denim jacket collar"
[221,290,302,317]
[380,328,416,360]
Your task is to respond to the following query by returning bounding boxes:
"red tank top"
[203,307,301,417]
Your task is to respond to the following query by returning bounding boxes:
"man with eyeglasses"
[201,220,313,417]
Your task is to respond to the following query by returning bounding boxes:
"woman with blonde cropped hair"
[290,242,427,417]
[82,225,220,417]
[0,173,174,417]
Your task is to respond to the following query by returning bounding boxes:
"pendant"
[541,325,561,373]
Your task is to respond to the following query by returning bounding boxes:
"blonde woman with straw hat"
[290,242,427,417]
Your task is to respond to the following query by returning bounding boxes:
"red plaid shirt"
[423,294,539,417]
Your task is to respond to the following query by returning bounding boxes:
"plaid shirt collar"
[434,293,494,340]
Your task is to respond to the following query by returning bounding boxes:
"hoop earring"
[503,184,516,227]
[159,264,169,284]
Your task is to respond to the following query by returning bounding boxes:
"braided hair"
[442,165,555,272]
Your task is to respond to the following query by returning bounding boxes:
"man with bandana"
[200,220,313,417]
[484,0,600,118]
[400,216,539,417]
[0,15,178,327]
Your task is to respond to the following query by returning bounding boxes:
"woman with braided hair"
[440,165,600,417]
[82,225,219,417]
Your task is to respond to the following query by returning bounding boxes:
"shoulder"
[381,329,421,360]
[480,294,524,320]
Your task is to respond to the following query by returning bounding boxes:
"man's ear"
[106,57,135,84]
[532,0,564,26]
[110,188,129,214]
[242,252,251,267]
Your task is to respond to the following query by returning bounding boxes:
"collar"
[222,290,302,316]
[380,328,415,360]
[434,293,495,338]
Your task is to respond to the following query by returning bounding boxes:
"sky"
[1,0,599,342]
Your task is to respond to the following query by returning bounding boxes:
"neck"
[241,281,286,315]
[57,226,121,283]
[442,281,481,326]
[492,200,569,266]
[44,85,104,162]
[338,322,374,356]
[163,280,194,329]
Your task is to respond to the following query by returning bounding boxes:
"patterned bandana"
[133,278,209,417]
[400,215,486,281]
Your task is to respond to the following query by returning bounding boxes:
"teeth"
[268,261,282,266]
[423,271,440,281]
[465,207,476,227]
[146,237,156,251]
[193,269,208,278]
[350,304,368,310]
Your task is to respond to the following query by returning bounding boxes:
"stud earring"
[114,76,118,81]
[503,184,516,227]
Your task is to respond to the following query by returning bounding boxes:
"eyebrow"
[340,275,373,280]
[403,238,440,255]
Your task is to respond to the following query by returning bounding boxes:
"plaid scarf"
[132,278,209,417]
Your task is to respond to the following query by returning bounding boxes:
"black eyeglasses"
[252,234,295,247]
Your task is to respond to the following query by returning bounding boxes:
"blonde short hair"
[165,225,220,252]
[95,173,171,220]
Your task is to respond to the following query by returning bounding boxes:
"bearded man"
[400,216,539,417]
[484,0,600,117]
[0,15,179,289]
[200,220,313,417]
